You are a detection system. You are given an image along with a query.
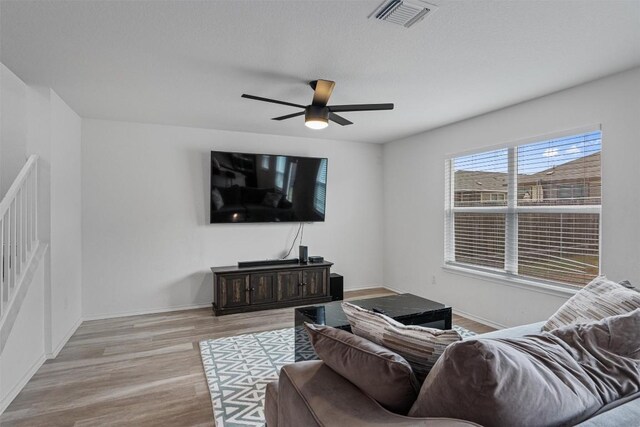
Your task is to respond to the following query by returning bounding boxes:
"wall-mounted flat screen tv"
[210,151,328,223]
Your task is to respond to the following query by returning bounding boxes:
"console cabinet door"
[277,271,302,301]
[302,268,328,299]
[250,273,277,305]
[219,274,251,309]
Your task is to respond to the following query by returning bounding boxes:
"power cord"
[282,222,303,259]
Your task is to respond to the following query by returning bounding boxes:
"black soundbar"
[238,258,300,268]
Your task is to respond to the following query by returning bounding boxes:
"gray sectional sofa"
[265,321,640,427]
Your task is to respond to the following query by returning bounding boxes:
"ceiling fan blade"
[311,79,336,107]
[329,112,353,126]
[272,111,305,121]
[241,94,305,109]
[328,103,394,112]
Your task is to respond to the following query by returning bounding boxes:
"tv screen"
[210,151,328,223]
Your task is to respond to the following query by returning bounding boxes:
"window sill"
[442,263,579,299]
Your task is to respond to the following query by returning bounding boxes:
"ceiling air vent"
[369,0,437,28]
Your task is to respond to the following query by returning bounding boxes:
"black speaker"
[299,245,308,263]
[330,273,343,301]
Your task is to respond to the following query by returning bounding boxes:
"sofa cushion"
[304,323,420,415]
[543,276,640,331]
[342,301,461,382]
[409,309,640,427]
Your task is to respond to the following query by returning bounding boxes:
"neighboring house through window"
[445,129,602,287]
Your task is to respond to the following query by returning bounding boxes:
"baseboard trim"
[453,308,507,330]
[346,287,506,329]
[83,303,212,321]
[341,287,505,329]
[0,353,46,415]
[48,316,82,359]
[84,287,404,322]
[381,285,404,294]
[85,287,405,321]
[344,285,401,293]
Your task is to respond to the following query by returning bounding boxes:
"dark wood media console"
[211,261,333,315]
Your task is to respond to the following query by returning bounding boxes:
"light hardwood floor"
[1,289,494,426]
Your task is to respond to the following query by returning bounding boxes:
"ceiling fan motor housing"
[305,105,329,122]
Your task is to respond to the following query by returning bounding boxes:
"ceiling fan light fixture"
[304,105,330,130]
[305,118,328,130]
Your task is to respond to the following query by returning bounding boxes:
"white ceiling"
[1,0,639,144]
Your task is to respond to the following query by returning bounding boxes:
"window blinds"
[446,130,602,287]
[454,213,505,269]
[518,213,599,286]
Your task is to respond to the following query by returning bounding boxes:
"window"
[314,159,328,214]
[481,192,506,203]
[445,130,602,287]
[556,184,587,199]
[261,155,270,170]
[275,156,286,190]
[286,162,297,201]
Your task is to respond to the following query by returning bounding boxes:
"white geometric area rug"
[199,325,475,427]
[199,328,294,427]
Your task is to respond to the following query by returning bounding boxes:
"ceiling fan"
[241,79,394,130]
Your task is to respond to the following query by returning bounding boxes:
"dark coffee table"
[294,293,452,361]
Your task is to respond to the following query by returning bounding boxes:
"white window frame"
[444,126,602,291]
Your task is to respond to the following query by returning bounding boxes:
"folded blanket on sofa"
[409,309,640,427]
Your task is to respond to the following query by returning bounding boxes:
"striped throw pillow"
[342,302,462,382]
[543,276,640,331]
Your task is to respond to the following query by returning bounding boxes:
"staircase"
[0,155,40,353]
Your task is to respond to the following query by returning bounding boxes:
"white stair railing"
[0,155,39,323]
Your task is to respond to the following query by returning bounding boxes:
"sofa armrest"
[276,361,480,427]
[576,393,640,426]
[265,380,279,427]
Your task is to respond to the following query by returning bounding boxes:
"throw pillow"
[543,276,640,331]
[409,310,640,426]
[262,192,283,208]
[211,187,224,210]
[304,323,420,415]
[342,302,461,382]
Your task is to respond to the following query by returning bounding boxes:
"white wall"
[0,64,28,197]
[49,92,83,352]
[24,86,83,355]
[0,62,82,412]
[81,120,384,319]
[383,67,640,328]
